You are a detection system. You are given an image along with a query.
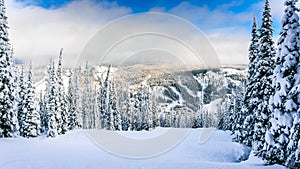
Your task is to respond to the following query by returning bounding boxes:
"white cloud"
[4,0,288,67]
[6,0,131,67]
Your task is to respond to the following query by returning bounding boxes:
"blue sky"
[16,0,261,13]
[14,0,281,35]
[8,0,286,66]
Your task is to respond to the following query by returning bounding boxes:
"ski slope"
[0,128,285,169]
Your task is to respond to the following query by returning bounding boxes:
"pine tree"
[17,66,26,136]
[102,65,111,130]
[74,67,82,128]
[131,92,140,130]
[121,89,131,131]
[0,0,19,137]
[252,0,276,155]
[234,15,259,145]
[56,49,68,134]
[22,63,41,138]
[45,59,58,137]
[67,70,80,130]
[81,62,91,129]
[109,81,121,131]
[264,0,300,165]
[39,91,47,134]
[151,94,159,129]
[140,85,150,130]
[97,81,105,129]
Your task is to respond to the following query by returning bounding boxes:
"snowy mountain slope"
[33,64,247,121]
[0,128,285,169]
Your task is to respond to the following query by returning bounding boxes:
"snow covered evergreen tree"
[56,49,68,134]
[252,0,276,155]
[17,66,26,136]
[140,85,150,130]
[74,67,82,128]
[67,70,80,130]
[150,92,159,129]
[234,15,259,145]
[82,62,92,129]
[109,81,121,131]
[39,91,47,134]
[99,65,111,130]
[263,0,300,166]
[121,88,132,131]
[22,63,41,138]
[45,59,58,137]
[0,0,19,137]
[131,92,140,131]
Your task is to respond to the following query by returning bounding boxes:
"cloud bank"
[5,0,285,67]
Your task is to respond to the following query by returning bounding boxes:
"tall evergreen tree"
[150,93,159,129]
[45,59,58,137]
[109,81,121,131]
[74,67,82,128]
[252,0,276,155]
[17,66,26,136]
[67,70,80,130]
[264,0,300,166]
[81,62,91,129]
[102,65,111,130]
[22,63,41,138]
[234,15,259,145]
[0,0,19,137]
[39,91,47,134]
[56,49,68,134]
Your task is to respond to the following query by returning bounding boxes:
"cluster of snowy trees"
[232,0,300,167]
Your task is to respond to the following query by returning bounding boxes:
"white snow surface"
[0,128,285,169]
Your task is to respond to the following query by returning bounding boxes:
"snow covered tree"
[252,0,276,154]
[131,92,140,130]
[0,0,19,137]
[22,63,41,138]
[97,81,105,129]
[263,0,300,166]
[56,49,68,134]
[140,85,150,130]
[81,62,93,129]
[74,67,82,128]
[17,66,26,136]
[233,16,259,144]
[98,65,111,130]
[150,93,159,129]
[109,81,121,131]
[45,59,58,137]
[39,91,47,134]
[67,70,80,130]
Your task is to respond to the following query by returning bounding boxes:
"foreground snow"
[0,128,285,169]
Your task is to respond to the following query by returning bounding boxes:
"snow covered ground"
[0,128,285,169]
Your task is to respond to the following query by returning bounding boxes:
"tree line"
[231,0,300,168]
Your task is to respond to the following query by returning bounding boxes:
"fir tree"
[264,0,300,165]
[0,0,19,137]
[45,59,58,137]
[39,91,47,134]
[82,62,92,129]
[22,63,41,138]
[102,65,111,130]
[74,67,82,128]
[131,92,140,131]
[234,15,259,145]
[17,66,26,136]
[150,94,159,129]
[56,49,68,134]
[252,0,276,155]
[67,70,80,130]
[109,81,121,131]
